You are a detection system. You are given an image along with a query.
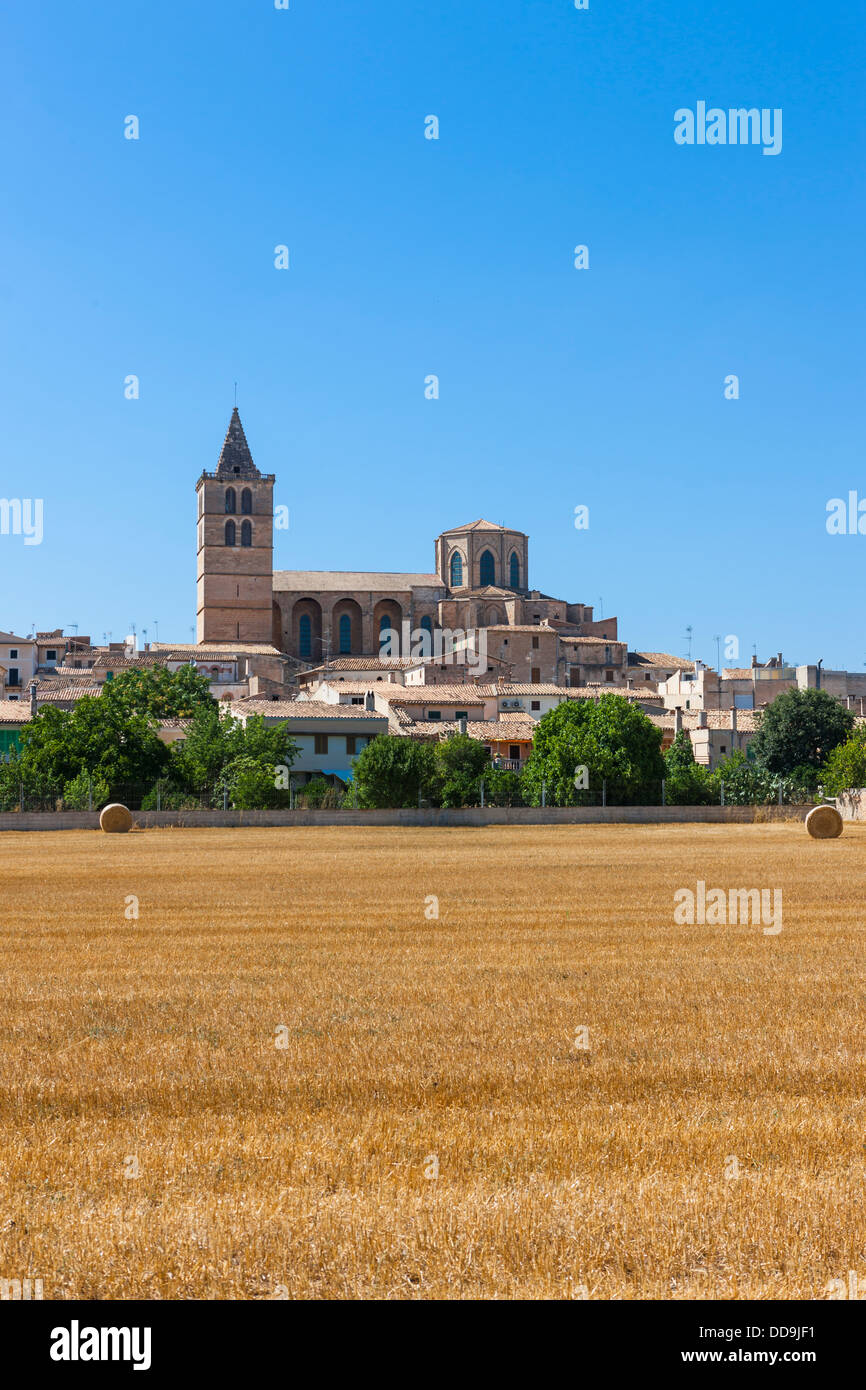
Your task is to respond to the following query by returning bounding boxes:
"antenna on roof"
[713,634,721,672]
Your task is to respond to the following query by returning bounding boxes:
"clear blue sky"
[2,1,864,668]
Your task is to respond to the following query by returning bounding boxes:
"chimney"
[364,691,375,711]
[751,654,758,668]
[777,652,783,666]
[730,705,738,733]
[458,715,468,735]
[29,681,37,717]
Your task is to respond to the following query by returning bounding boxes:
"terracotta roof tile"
[232,699,386,720]
[272,571,443,592]
[0,700,31,722]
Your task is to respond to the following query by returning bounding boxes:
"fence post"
[541,779,546,808]
[720,779,725,807]
[480,777,485,808]
[87,775,93,812]
[223,783,228,812]
[602,779,607,808]
[661,778,666,807]
[156,781,161,812]
[778,781,783,806]
[19,782,23,813]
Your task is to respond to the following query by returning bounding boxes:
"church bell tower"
[196,408,275,644]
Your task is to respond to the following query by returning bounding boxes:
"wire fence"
[1,776,825,813]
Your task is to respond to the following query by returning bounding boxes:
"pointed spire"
[215,407,260,479]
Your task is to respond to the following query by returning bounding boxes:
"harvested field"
[0,823,863,1300]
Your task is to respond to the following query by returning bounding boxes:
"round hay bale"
[805,804,843,839]
[99,802,133,834]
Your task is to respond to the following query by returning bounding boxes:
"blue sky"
[1,1,863,667]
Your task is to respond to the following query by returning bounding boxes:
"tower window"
[225,488,236,514]
[241,520,252,547]
[225,520,236,546]
[241,488,252,514]
[299,615,312,659]
[509,552,520,589]
[449,551,463,587]
[339,614,352,654]
[479,550,495,586]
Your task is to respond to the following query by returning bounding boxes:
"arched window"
[379,613,396,652]
[339,613,352,654]
[509,552,520,589]
[449,551,463,587]
[241,488,252,514]
[299,615,312,659]
[479,550,495,586]
[225,519,236,546]
[225,488,236,514]
[240,520,252,547]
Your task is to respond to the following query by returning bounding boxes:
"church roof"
[273,570,444,592]
[441,519,510,533]
[215,408,260,479]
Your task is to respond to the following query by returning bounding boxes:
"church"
[196,409,621,684]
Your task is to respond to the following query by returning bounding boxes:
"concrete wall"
[837,790,866,821]
[0,805,808,831]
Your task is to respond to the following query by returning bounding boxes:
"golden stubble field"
[0,822,863,1301]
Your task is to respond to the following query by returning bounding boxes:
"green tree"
[821,725,866,796]
[521,696,665,806]
[433,734,489,808]
[483,767,524,807]
[663,730,712,805]
[707,750,817,806]
[16,698,169,791]
[296,777,344,809]
[352,736,438,808]
[750,688,853,775]
[168,705,298,800]
[227,756,291,809]
[102,665,214,720]
[62,769,111,809]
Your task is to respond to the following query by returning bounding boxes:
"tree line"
[2,671,863,810]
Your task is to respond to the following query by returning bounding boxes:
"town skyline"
[1,1,863,667]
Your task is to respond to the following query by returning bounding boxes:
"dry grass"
[0,823,864,1301]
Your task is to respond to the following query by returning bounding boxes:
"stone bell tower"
[196,408,275,644]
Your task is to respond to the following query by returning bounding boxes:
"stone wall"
[0,805,808,832]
